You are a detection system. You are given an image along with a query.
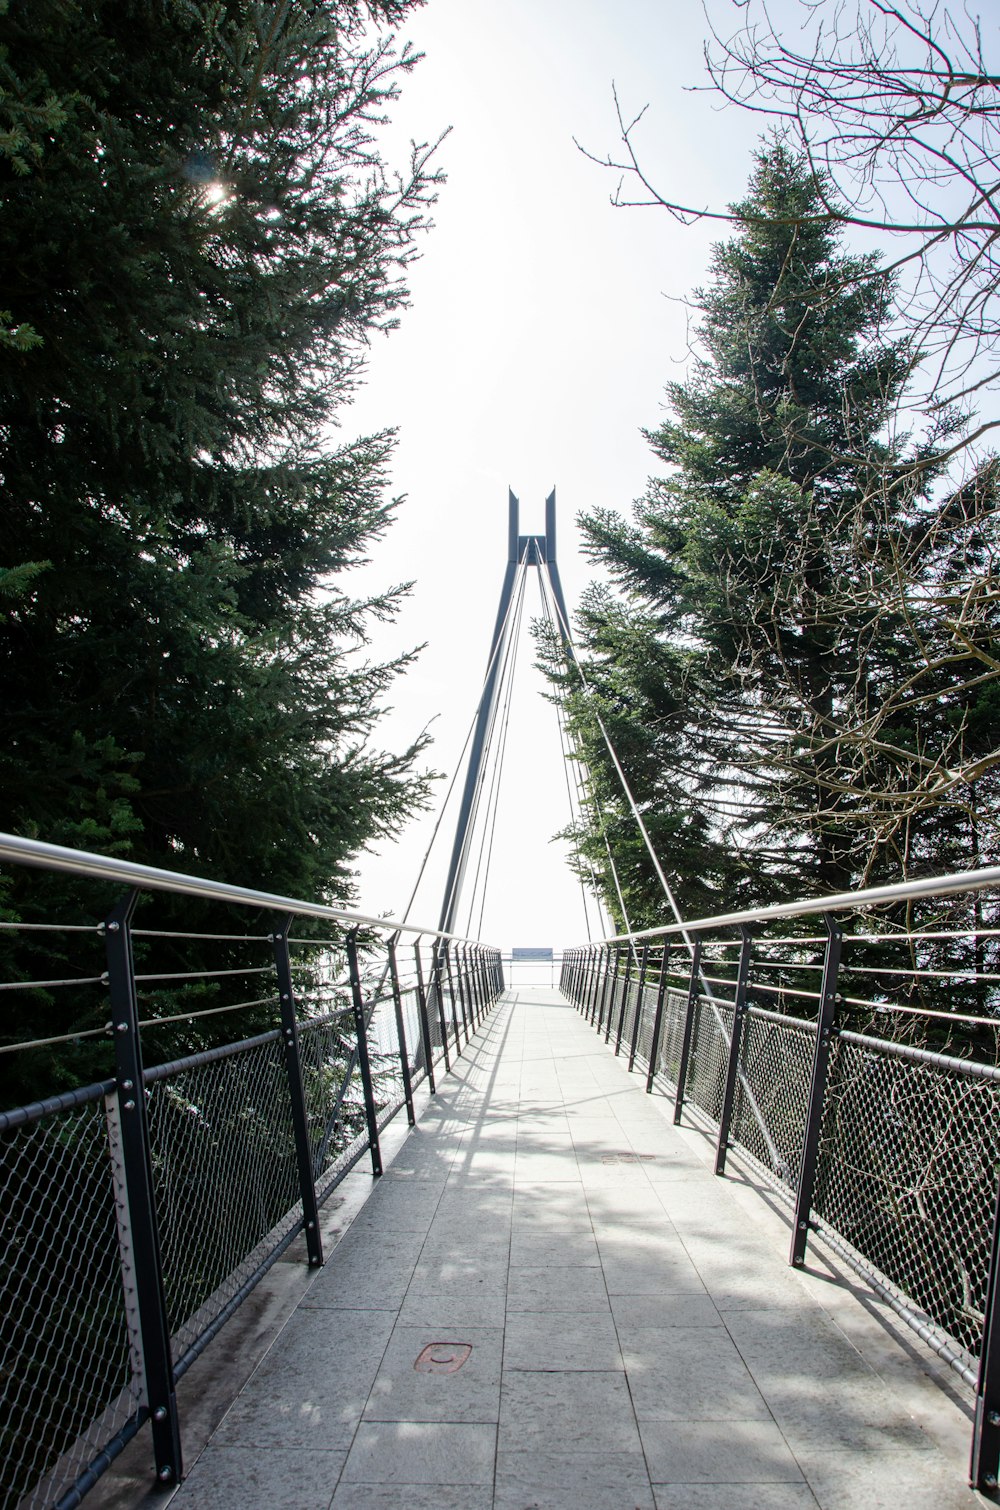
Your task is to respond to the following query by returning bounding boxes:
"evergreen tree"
[0,0,440,1094]
[549,141,997,929]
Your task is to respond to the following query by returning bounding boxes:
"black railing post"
[443,944,465,1048]
[790,915,842,1267]
[413,941,436,1093]
[627,944,651,1072]
[454,945,471,1041]
[593,946,607,1025]
[345,929,383,1178]
[464,946,479,1025]
[715,928,753,1176]
[646,943,673,1093]
[430,942,451,1072]
[971,1172,1000,1492]
[597,945,615,1034]
[387,937,416,1127]
[673,940,704,1123]
[614,946,635,1055]
[272,916,323,1269]
[104,889,183,1490]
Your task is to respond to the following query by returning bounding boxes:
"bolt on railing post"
[646,943,673,1094]
[272,916,323,1269]
[430,942,451,1072]
[412,941,436,1093]
[790,915,842,1268]
[715,928,753,1177]
[673,939,703,1123]
[345,929,383,1178]
[614,946,635,1055]
[387,937,416,1127]
[627,944,651,1073]
[104,889,183,1490]
[971,1170,1000,1492]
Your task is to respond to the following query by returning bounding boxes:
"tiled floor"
[169,988,985,1509]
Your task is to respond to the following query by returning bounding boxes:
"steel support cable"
[544,585,617,943]
[444,549,531,937]
[437,547,530,936]
[467,555,529,941]
[465,556,529,935]
[560,699,616,942]
[554,692,596,942]
[538,567,783,1166]
[541,575,698,961]
[535,563,637,950]
[540,567,606,943]
[393,552,531,931]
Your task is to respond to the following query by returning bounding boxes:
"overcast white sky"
[345,0,765,954]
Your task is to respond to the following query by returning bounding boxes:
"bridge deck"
[169,988,983,1509]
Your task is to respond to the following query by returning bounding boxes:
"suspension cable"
[540,567,699,960]
[535,566,637,950]
[396,551,530,928]
[441,547,530,934]
[466,556,529,938]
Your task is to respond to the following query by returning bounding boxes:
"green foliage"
[548,140,1000,935]
[0,0,440,1099]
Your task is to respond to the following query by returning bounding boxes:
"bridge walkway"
[169,988,983,1509]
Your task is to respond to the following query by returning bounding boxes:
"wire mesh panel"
[367,988,408,1131]
[617,974,639,1054]
[657,985,693,1086]
[684,997,733,1123]
[1,1090,140,1510]
[732,1010,815,1189]
[398,980,427,1088]
[815,1034,1000,1359]
[297,1013,369,1201]
[631,978,657,1066]
[145,1034,301,1363]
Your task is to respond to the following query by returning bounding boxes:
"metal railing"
[0,834,504,1510]
[560,866,1000,1494]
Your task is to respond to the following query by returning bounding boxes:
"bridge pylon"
[437,488,572,938]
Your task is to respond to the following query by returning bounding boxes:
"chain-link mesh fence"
[815,1032,1000,1359]
[560,927,1000,1386]
[1,860,503,1510]
[145,1034,302,1363]
[1,1088,140,1510]
[732,1008,815,1189]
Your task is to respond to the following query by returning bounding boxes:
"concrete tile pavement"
[168,987,987,1509]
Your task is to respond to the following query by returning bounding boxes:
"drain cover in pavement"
[414,1342,472,1374]
[601,1152,657,1165]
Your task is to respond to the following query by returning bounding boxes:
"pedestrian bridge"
[2,836,999,1509]
[3,495,1000,1506]
[161,986,979,1510]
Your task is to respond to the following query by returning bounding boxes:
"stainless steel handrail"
[590,864,1000,945]
[0,832,491,946]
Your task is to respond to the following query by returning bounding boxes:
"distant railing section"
[560,867,1000,1494]
[0,835,503,1510]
